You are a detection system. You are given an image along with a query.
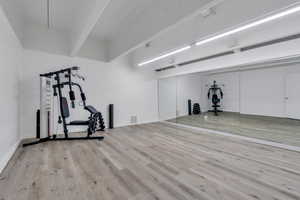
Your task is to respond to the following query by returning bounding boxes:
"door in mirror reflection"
[158,77,177,121]
[286,73,300,120]
[176,73,203,122]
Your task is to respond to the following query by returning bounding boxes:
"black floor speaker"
[109,104,114,129]
[188,100,192,116]
[36,109,40,138]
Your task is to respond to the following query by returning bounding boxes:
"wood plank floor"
[1,122,300,200]
[169,112,300,147]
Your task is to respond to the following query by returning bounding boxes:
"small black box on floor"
[193,103,201,115]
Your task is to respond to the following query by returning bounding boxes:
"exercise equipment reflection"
[207,80,223,116]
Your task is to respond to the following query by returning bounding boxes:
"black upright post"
[109,104,114,129]
[36,109,40,138]
[188,100,192,116]
[55,73,68,138]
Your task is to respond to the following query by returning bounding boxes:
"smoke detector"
[145,42,151,48]
[169,58,175,64]
[200,7,216,18]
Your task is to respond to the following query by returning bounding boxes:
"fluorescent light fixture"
[196,5,300,46]
[138,45,191,66]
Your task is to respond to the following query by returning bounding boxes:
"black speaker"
[109,104,114,129]
[36,109,40,138]
[188,99,192,115]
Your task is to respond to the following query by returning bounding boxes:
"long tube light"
[138,46,191,66]
[196,5,300,46]
[138,4,300,67]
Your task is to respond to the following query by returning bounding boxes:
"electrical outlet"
[131,116,137,124]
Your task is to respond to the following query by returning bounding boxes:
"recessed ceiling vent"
[155,32,300,72]
[178,51,235,67]
[241,33,300,52]
[155,51,234,72]
[155,65,176,72]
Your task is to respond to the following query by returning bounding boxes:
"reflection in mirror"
[237,66,300,147]
[174,71,240,132]
[158,77,177,121]
[175,73,203,122]
[162,64,300,147]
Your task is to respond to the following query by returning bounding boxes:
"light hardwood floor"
[169,112,300,147]
[1,122,300,200]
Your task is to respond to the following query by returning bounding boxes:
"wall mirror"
[158,63,300,147]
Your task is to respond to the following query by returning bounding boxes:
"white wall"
[20,50,159,139]
[0,6,22,173]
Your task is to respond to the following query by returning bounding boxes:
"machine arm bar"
[40,66,79,77]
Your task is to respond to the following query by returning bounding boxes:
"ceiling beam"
[70,0,112,57]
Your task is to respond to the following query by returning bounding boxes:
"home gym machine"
[23,66,105,147]
[207,80,223,116]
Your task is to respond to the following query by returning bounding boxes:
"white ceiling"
[7,0,97,33]
[139,12,300,71]
[132,0,300,68]
[90,0,154,41]
[1,0,300,63]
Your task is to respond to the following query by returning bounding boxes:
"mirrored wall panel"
[175,72,241,133]
[158,77,177,121]
[159,63,300,147]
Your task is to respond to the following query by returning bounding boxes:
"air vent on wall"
[178,51,235,67]
[155,65,176,72]
[155,32,300,72]
[154,51,234,72]
[241,33,300,52]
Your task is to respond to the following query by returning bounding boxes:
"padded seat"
[69,120,89,126]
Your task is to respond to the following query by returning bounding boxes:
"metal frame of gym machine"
[23,67,104,147]
[207,80,224,116]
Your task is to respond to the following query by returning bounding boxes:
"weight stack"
[188,100,192,116]
[98,112,105,131]
[109,104,114,129]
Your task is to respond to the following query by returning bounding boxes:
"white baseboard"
[0,140,20,174]
[114,119,160,128]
